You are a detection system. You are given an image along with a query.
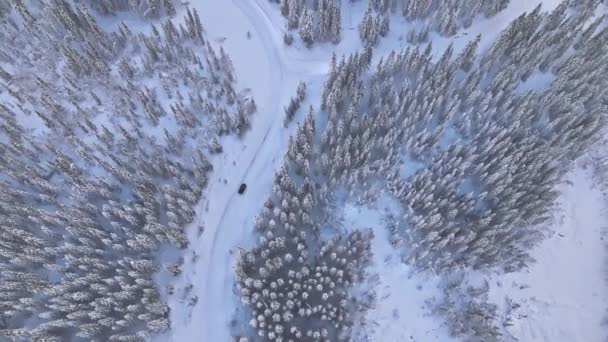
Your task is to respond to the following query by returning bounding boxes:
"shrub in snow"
[283,32,294,45]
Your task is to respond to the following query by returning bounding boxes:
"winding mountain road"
[166,1,325,341]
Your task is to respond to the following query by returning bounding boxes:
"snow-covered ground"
[342,201,456,342]
[338,163,608,342]
[162,1,608,341]
[337,165,608,342]
[486,166,608,342]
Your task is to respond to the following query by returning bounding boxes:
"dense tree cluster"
[235,111,375,341]
[237,1,607,339]
[236,229,372,341]
[318,0,608,274]
[284,81,307,127]
[369,0,511,43]
[0,0,252,340]
[270,0,342,46]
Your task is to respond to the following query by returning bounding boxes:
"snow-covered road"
[165,1,324,341]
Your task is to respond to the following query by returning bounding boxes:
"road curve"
[167,1,333,340]
[167,0,292,341]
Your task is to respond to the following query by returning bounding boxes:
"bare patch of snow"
[400,154,426,179]
[485,166,608,342]
[516,72,557,94]
[342,199,455,341]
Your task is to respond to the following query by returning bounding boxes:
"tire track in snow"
[169,0,331,339]
[195,0,288,340]
[165,0,286,339]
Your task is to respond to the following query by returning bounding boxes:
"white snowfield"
[487,166,608,342]
[163,1,607,341]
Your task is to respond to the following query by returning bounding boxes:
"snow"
[399,154,425,179]
[162,0,284,340]
[485,166,608,342]
[439,126,462,150]
[161,0,374,339]
[517,72,557,94]
[343,165,608,342]
[342,201,456,342]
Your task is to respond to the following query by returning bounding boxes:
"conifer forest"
[0,0,607,341]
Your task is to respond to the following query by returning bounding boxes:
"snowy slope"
[486,166,608,342]
[342,201,456,342]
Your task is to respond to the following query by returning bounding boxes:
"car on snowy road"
[238,183,247,194]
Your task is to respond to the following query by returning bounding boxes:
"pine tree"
[299,8,315,47]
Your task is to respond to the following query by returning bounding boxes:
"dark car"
[238,183,247,194]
